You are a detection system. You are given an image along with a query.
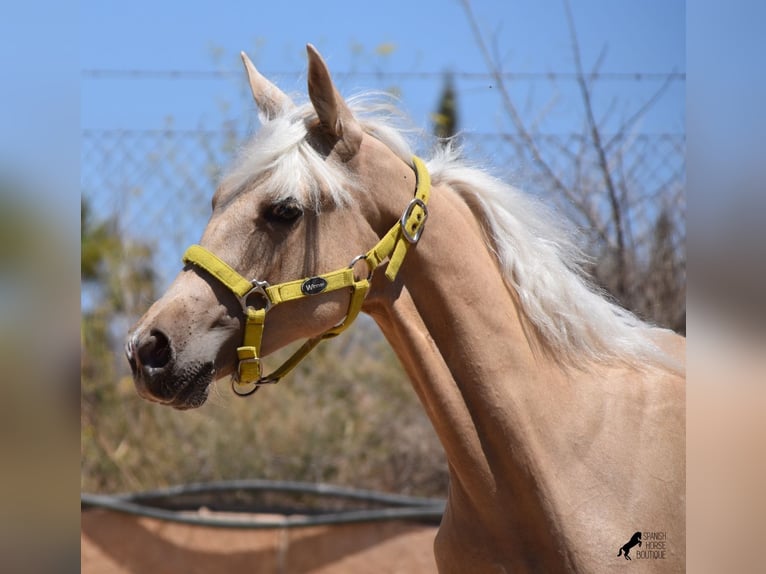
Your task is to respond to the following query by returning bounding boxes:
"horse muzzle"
[126,328,215,410]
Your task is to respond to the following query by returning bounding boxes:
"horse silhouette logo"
[618,531,642,560]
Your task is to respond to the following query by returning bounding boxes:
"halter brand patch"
[301,276,328,295]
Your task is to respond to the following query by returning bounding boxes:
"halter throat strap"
[182,155,431,396]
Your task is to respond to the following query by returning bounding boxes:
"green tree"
[641,208,685,333]
[81,196,159,489]
[81,198,156,314]
[432,72,459,144]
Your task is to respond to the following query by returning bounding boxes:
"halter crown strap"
[181,155,430,395]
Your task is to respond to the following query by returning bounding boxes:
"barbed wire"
[82,68,685,82]
[81,127,684,138]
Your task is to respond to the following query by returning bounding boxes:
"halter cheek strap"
[181,155,431,396]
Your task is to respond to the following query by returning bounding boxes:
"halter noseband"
[182,156,431,396]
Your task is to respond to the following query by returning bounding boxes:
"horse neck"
[364,178,580,568]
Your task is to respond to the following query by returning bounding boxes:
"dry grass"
[81,315,448,498]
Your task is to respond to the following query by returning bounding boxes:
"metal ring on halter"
[231,378,259,397]
[400,197,429,244]
[232,367,280,397]
[241,280,272,313]
[348,254,374,281]
[233,357,263,397]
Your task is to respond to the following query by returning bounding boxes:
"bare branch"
[460,0,569,195]
[605,71,679,151]
[589,45,609,84]
[564,0,627,298]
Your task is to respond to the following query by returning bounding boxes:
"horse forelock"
[220,93,413,213]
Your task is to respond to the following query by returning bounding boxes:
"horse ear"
[306,44,362,159]
[240,51,294,120]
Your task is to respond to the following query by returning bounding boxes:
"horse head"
[126,45,417,408]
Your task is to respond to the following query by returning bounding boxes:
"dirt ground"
[81,508,439,573]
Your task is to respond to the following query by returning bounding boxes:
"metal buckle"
[400,198,428,244]
[348,254,374,281]
[241,280,272,313]
[236,356,262,381]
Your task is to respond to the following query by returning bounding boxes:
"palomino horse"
[127,45,685,572]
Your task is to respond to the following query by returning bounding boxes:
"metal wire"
[81,68,685,82]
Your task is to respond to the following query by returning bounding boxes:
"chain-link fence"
[82,127,684,290]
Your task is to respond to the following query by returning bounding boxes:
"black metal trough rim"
[81,479,445,529]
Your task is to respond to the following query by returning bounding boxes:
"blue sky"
[80,0,685,138]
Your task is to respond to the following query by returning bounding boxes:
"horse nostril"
[125,341,138,374]
[137,329,173,370]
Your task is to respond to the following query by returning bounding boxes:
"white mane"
[426,145,675,371]
[228,93,676,371]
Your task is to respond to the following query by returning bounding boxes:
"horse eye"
[266,198,303,223]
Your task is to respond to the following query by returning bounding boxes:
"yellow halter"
[182,156,431,396]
